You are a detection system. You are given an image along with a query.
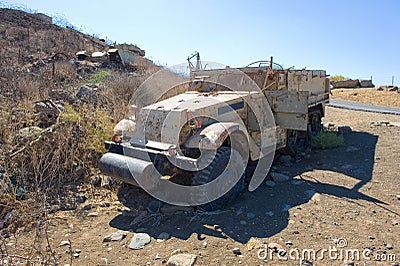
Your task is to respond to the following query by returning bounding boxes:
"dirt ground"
[4,106,400,266]
[331,88,400,108]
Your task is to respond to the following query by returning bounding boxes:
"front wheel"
[192,146,245,211]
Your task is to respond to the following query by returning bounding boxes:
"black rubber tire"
[192,146,245,211]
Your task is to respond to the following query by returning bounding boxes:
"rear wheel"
[192,146,245,211]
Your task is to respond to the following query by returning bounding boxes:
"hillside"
[0,8,107,69]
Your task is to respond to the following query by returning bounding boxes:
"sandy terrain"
[4,106,399,266]
[331,88,400,108]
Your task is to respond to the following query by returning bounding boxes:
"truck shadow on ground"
[109,130,384,244]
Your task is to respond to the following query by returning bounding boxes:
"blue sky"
[3,0,400,85]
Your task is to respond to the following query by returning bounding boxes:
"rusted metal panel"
[274,113,308,131]
[266,91,309,114]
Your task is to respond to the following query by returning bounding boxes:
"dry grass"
[331,88,400,108]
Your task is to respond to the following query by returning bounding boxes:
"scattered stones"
[246,212,255,219]
[157,232,170,242]
[99,201,110,208]
[166,253,197,266]
[161,204,194,215]
[75,249,81,254]
[82,204,94,211]
[386,243,393,250]
[60,240,70,246]
[155,253,161,260]
[87,212,98,217]
[270,172,291,183]
[285,240,293,246]
[75,193,87,204]
[128,233,151,250]
[72,253,80,258]
[103,230,127,242]
[232,247,241,255]
[203,241,207,248]
[148,200,163,213]
[264,180,276,188]
[338,126,352,134]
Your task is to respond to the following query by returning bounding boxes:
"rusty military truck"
[99,54,330,210]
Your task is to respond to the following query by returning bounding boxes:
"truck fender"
[184,122,244,150]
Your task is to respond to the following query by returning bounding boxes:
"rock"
[232,247,241,255]
[246,237,264,251]
[114,119,136,140]
[246,212,255,219]
[128,233,151,250]
[157,232,170,242]
[386,243,393,250]
[60,240,70,246]
[291,179,303,185]
[88,212,98,217]
[75,249,81,253]
[155,253,161,260]
[72,253,80,258]
[99,201,110,207]
[49,205,61,213]
[213,224,221,230]
[265,180,276,188]
[147,200,163,213]
[18,126,42,139]
[75,193,87,204]
[301,260,313,266]
[167,254,197,266]
[171,249,183,255]
[82,204,94,211]
[338,126,352,134]
[279,155,292,164]
[311,193,321,202]
[396,195,400,200]
[285,240,293,246]
[270,172,291,183]
[103,230,126,242]
[161,204,194,215]
[265,211,274,217]
[203,241,207,248]
[342,261,354,266]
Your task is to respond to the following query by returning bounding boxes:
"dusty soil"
[331,88,400,108]
[4,106,400,266]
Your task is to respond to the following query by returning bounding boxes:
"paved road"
[329,99,400,115]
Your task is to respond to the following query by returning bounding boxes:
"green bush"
[87,70,111,83]
[311,130,344,149]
